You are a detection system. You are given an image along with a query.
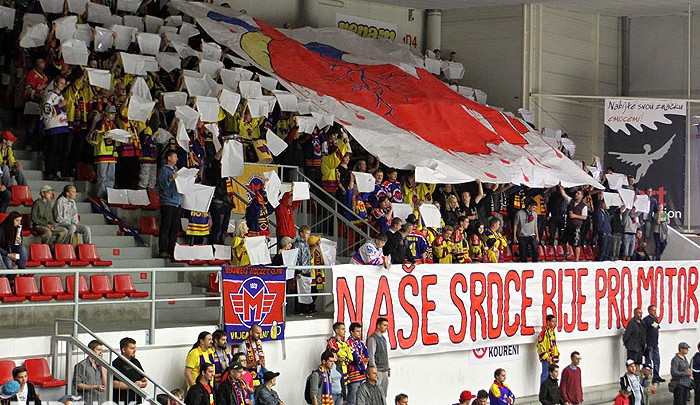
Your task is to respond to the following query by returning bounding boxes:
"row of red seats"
[0,358,65,388]
[26,244,113,267]
[506,244,599,261]
[0,274,148,302]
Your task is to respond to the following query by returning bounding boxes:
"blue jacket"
[158,165,183,207]
[594,207,612,234]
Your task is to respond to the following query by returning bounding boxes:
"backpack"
[303,369,322,404]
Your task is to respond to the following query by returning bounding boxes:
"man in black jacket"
[216,363,249,405]
[623,308,646,365]
[539,364,565,405]
[185,363,215,405]
[385,224,413,264]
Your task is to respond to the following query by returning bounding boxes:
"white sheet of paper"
[130,76,151,101]
[120,52,146,75]
[72,23,92,43]
[182,183,215,212]
[145,15,163,33]
[282,248,298,270]
[218,88,241,116]
[117,0,141,13]
[603,192,622,207]
[165,15,182,27]
[199,59,223,79]
[419,204,442,228]
[424,58,441,75]
[156,52,181,73]
[107,188,129,204]
[54,16,77,42]
[265,129,287,156]
[93,26,114,52]
[0,6,15,30]
[137,32,161,55]
[23,13,44,26]
[214,244,232,260]
[127,189,150,206]
[258,75,278,91]
[20,22,49,48]
[444,61,465,80]
[67,0,87,14]
[103,14,123,29]
[320,238,337,266]
[606,173,627,190]
[127,95,155,123]
[176,121,189,151]
[239,80,262,99]
[474,89,487,104]
[87,2,110,24]
[171,40,198,58]
[200,41,221,61]
[205,123,221,152]
[633,194,650,213]
[174,167,199,193]
[39,0,63,13]
[221,140,244,178]
[352,171,375,193]
[296,116,318,134]
[246,98,270,119]
[179,22,199,38]
[264,170,282,208]
[86,68,111,90]
[163,91,187,110]
[112,25,136,50]
[618,188,636,209]
[61,39,89,66]
[192,244,215,261]
[183,72,213,97]
[158,25,178,37]
[154,128,173,144]
[292,182,310,201]
[273,91,298,112]
[245,236,270,265]
[123,15,144,32]
[104,129,133,143]
[196,96,220,123]
[392,203,413,221]
[176,105,200,130]
[173,244,196,261]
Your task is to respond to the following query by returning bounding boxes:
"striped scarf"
[319,367,334,405]
[232,379,247,405]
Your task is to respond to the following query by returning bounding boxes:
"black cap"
[263,371,280,381]
[230,362,245,371]
[405,214,418,225]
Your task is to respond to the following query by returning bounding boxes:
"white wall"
[441,5,524,113]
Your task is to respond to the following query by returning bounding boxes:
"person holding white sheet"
[231,219,250,266]
[158,150,183,259]
[89,104,118,199]
[42,76,70,181]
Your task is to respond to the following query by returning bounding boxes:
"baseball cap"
[104,105,117,114]
[262,371,280,382]
[679,342,691,350]
[40,185,54,193]
[0,381,20,399]
[460,391,476,401]
[2,131,17,142]
[279,236,294,246]
[308,235,321,246]
[230,362,244,371]
[405,214,418,225]
[626,359,636,366]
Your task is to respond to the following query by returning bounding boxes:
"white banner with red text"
[333,261,699,357]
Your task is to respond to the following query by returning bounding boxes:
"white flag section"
[39,0,63,13]
[127,95,155,123]
[183,71,214,97]
[174,167,199,193]
[127,189,150,206]
[245,236,270,265]
[265,129,287,156]
[20,22,49,48]
[112,25,136,50]
[182,183,215,212]
[292,182,310,201]
[93,27,114,52]
[67,0,87,14]
[174,244,214,261]
[117,0,141,13]
[618,188,636,209]
[107,188,129,204]
[87,2,110,24]
[334,261,700,356]
[0,6,15,30]
[104,129,132,143]
[419,204,442,228]
[634,194,650,213]
[282,248,298,271]
[130,77,151,101]
[145,16,164,33]
[274,92,298,112]
[259,75,278,91]
[391,203,413,221]
[123,15,144,31]
[176,121,189,151]
[54,16,78,41]
[172,2,601,188]
[218,88,241,116]
[602,192,622,207]
[86,68,112,90]
[264,170,282,208]
[246,99,270,118]
[196,96,220,123]
[155,128,173,144]
[163,92,188,110]
[214,244,231,261]
[605,173,627,190]
[352,171,375,193]
[221,140,244,177]
[175,105,200,130]
[296,116,318,134]
[136,32,161,55]
[61,39,89,66]
[239,81,263,99]
[443,62,465,80]
[201,41,222,61]
[156,52,181,73]
[199,59,223,79]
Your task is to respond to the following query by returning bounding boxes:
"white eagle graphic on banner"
[608,134,676,182]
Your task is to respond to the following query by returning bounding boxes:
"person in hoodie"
[275,191,303,247]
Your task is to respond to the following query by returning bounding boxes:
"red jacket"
[275,192,302,238]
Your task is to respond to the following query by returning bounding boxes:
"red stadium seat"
[565,244,575,259]
[54,244,90,266]
[0,277,24,302]
[143,190,160,210]
[555,245,566,261]
[544,245,557,261]
[9,185,33,206]
[66,276,102,300]
[511,244,519,259]
[21,214,33,236]
[208,272,219,292]
[40,276,73,300]
[76,162,97,182]
[24,358,66,387]
[14,276,52,301]
[583,245,595,261]
[208,260,228,265]
[27,244,65,267]
[113,274,149,298]
[89,275,126,299]
[77,244,113,266]
[0,360,16,383]
[139,216,159,236]
[537,245,545,260]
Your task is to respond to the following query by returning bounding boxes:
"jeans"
[673,386,689,405]
[622,233,635,257]
[597,233,611,261]
[610,234,622,260]
[1,164,26,186]
[541,360,550,383]
[2,244,27,269]
[518,235,538,262]
[57,222,92,244]
[654,232,667,260]
[646,345,661,379]
[333,394,343,405]
[346,381,361,405]
[96,162,115,199]
[159,205,181,255]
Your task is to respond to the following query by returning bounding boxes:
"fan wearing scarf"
[240,325,267,387]
[513,199,539,262]
[309,349,337,405]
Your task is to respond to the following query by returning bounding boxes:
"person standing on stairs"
[0,131,26,186]
[54,185,92,245]
[158,150,183,259]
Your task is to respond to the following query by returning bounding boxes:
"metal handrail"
[53,319,186,405]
